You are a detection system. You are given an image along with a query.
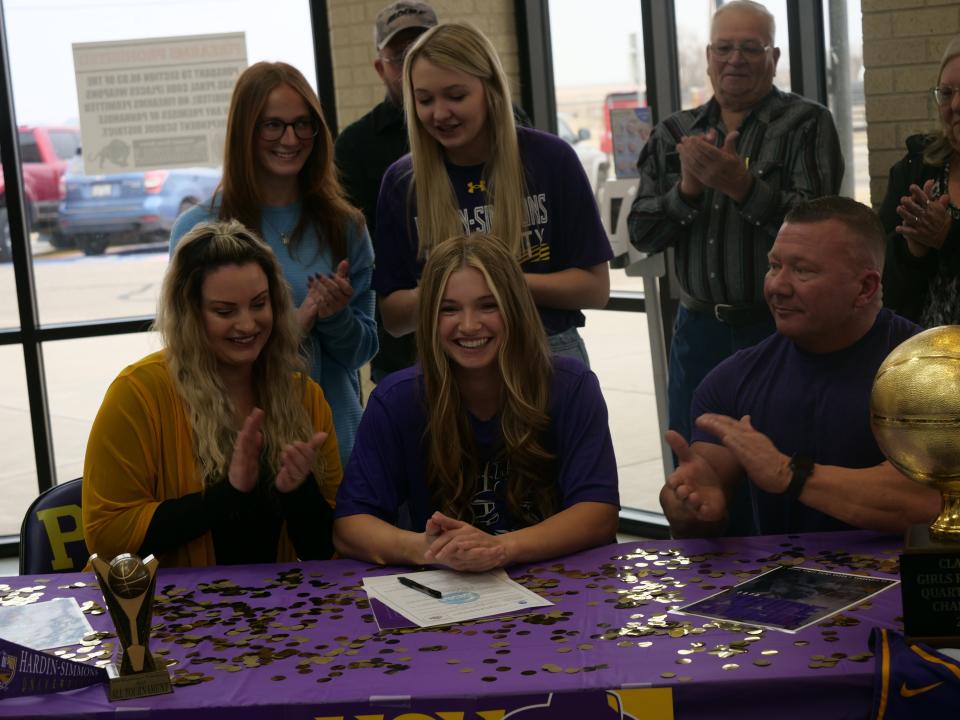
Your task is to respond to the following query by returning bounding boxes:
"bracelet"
[784,454,814,502]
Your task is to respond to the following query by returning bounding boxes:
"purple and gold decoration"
[89,553,173,700]
[871,326,960,645]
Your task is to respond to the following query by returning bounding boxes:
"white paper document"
[363,569,552,628]
[0,597,94,650]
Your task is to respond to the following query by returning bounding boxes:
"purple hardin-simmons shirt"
[335,355,620,533]
[373,126,613,336]
[691,308,921,535]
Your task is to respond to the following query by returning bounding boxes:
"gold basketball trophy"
[871,326,960,646]
[89,552,173,700]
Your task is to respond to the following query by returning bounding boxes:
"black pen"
[398,575,443,599]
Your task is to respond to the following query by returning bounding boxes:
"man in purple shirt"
[662,197,941,537]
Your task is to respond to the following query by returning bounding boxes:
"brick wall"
[326,0,522,129]
[862,0,960,204]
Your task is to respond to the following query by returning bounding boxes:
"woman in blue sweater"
[171,62,377,465]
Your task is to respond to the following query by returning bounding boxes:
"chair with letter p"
[19,478,89,574]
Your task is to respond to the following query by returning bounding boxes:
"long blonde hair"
[156,220,317,487]
[416,234,556,525]
[402,22,527,260]
[218,61,361,261]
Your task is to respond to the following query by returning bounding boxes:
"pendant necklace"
[261,213,297,246]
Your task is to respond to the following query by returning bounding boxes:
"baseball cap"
[375,1,438,50]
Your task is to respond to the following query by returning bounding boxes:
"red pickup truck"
[0,125,81,261]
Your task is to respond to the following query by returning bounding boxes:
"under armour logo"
[467,180,486,193]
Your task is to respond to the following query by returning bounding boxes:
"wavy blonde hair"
[156,220,317,487]
[416,234,556,525]
[402,22,527,260]
[218,61,362,262]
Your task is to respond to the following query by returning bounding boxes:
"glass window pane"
[44,333,161,484]
[549,0,646,292]
[3,0,315,324]
[550,0,663,514]
[676,0,791,109]
[17,130,42,163]
[48,130,81,161]
[0,346,38,536]
[824,0,866,202]
[0,212,19,329]
[581,309,663,515]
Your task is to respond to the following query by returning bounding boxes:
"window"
[48,130,81,161]
[0,0,317,540]
[824,0,866,202]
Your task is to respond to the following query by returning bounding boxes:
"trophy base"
[900,524,960,648]
[105,664,173,701]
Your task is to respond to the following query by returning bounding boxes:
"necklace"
[260,212,297,246]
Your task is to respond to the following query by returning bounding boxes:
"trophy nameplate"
[90,552,173,701]
[900,525,960,647]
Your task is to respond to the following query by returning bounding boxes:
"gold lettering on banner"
[35,504,83,571]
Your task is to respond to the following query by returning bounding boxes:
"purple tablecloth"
[0,531,901,719]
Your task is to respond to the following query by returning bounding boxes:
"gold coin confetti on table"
[753,659,770,667]
[721,663,740,670]
[761,649,779,656]
[660,671,676,678]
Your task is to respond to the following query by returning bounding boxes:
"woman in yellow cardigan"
[83,220,341,567]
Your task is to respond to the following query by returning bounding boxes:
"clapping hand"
[896,180,952,256]
[695,414,790,494]
[676,129,752,202]
[229,408,328,494]
[308,259,353,320]
[228,408,266,493]
[275,431,328,494]
[422,511,508,572]
[662,430,728,524]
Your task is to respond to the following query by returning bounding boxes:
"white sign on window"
[73,32,247,175]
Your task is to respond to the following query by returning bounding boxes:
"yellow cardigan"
[82,351,341,568]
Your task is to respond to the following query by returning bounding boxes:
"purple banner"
[0,638,106,699]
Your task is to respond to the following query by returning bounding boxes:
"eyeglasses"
[709,42,772,60]
[933,85,960,105]
[257,118,320,141]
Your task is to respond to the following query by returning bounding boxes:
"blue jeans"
[667,305,775,442]
[549,326,590,367]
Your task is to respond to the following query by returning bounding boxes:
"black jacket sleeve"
[277,475,335,560]
[137,480,247,557]
[879,139,940,323]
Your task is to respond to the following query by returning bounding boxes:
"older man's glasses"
[933,85,960,106]
[709,42,771,60]
[258,119,320,141]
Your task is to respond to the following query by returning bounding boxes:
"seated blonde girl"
[84,220,341,567]
[334,234,619,571]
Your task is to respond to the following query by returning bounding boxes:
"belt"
[680,295,771,326]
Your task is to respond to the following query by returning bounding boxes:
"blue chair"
[19,478,88,574]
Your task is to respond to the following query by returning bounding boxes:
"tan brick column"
[862,0,960,205]
[326,0,523,129]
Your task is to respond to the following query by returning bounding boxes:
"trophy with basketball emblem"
[89,552,173,700]
[871,326,960,646]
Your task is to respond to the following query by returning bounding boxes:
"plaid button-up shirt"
[628,88,844,306]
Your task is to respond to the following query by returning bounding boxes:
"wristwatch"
[784,454,814,501]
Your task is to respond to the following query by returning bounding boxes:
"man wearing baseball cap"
[334,1,439,383]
